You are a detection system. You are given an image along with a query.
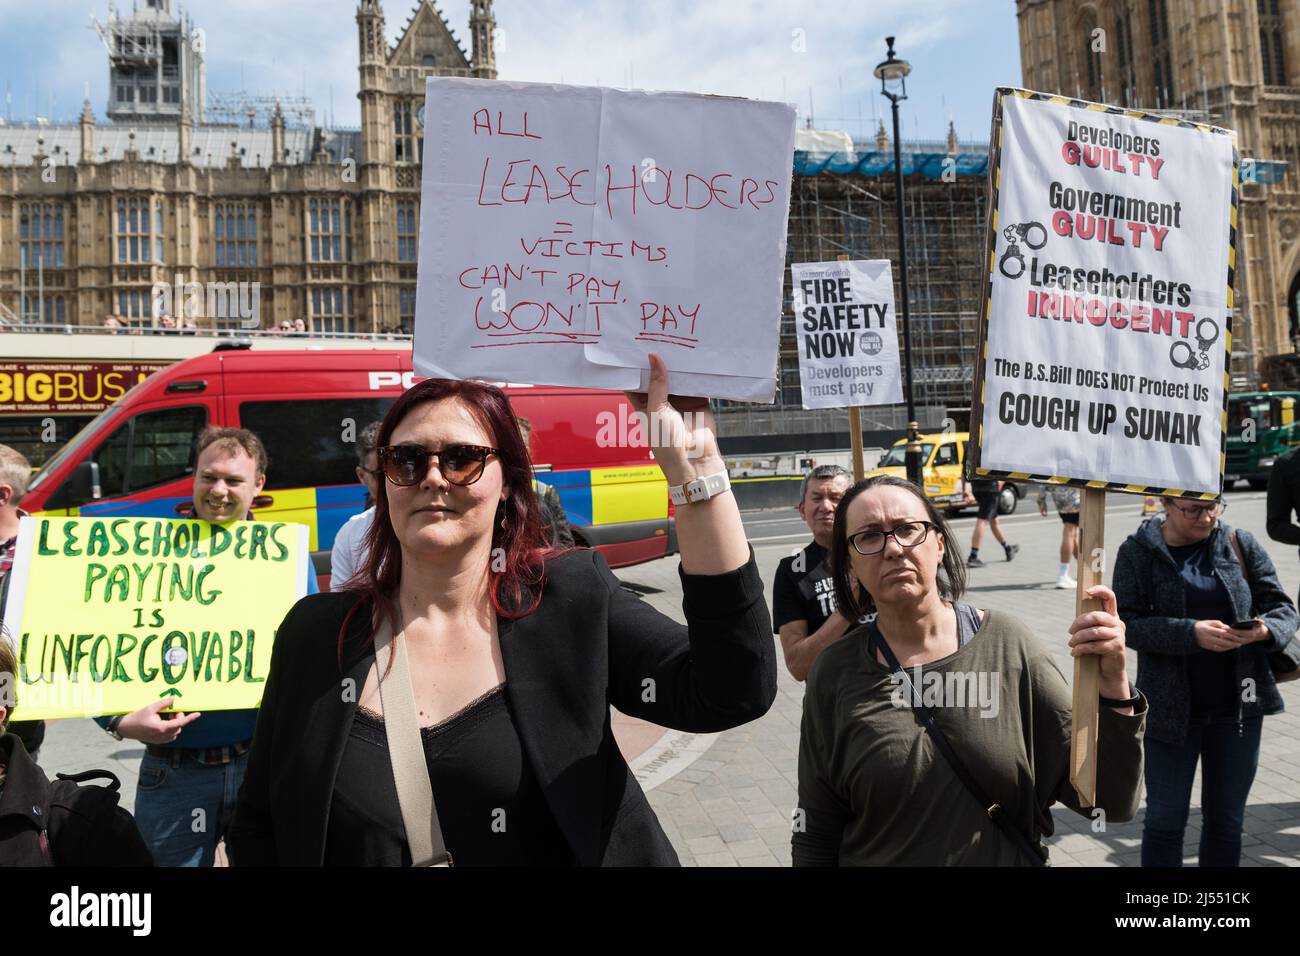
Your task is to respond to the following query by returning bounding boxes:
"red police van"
[20,343,675,589]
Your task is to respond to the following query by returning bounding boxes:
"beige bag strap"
[372,611,453,867]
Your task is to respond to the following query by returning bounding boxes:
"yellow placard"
[0,516,308,720]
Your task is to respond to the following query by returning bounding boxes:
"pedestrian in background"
[1114,496,1298,867]
[0,443,43,762]
[772,464,854,681]
[795,475,1144,865]
[966,477,1018,567]
[515,417,575,549]
[1037,483,1080,589]
[331,421,383,589]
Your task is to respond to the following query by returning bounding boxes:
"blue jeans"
[1141,715,1262,867]
[134,749,248,867]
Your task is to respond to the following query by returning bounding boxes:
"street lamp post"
[874,37,923,489]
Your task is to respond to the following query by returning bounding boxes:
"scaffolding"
[715,150,990,446]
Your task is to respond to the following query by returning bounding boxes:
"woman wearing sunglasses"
[229,355,774,866]
[1113,495,1297,867]
[794,476,1146,866]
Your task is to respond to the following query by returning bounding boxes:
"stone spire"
[79,99,96,163]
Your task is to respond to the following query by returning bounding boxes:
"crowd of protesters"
[1,363,1299,867]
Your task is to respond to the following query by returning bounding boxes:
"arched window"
[1260,0,1289,86]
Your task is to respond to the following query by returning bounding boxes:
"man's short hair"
[196,426,268,477]
[799,464,852,504]
[357,421,382,465]
[0,443,32,504]
[0,636,17,729]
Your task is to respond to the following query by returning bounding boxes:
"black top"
[1167,539,1239,718]
[228,548,776,866]
[772,541,836,634]
[325,685,571,866]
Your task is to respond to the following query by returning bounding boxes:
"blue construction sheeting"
[794,149,990,178]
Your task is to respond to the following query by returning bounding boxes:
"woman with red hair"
[229,356,774,866]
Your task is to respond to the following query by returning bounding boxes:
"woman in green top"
[794,476,1146,866]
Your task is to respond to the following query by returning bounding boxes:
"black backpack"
[43,769,154,867]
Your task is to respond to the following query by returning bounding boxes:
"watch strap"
[668,470,730,505]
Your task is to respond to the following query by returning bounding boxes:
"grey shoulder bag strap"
[372,613,453,867]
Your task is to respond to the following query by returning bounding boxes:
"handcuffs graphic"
[1169,317,1220,371]
[997,221,1047,279]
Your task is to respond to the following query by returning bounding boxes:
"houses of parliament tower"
[0,0,496,332]
[1018,0,1300,382]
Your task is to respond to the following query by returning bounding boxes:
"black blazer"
[227,548,775,866]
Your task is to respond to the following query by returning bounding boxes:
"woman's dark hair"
[829,475,966,619]
[337,379,552,664]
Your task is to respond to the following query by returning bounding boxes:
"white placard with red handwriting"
[413,77,796,402]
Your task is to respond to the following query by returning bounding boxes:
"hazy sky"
[0,0,1021,146]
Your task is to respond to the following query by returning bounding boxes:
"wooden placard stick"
[1070,485,1105,806]
[836,255,867,481]
[848,407,865,481]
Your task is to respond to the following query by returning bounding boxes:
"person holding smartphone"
[1113,495,1298,867]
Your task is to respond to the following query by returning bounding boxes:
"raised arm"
[624,353,748,576]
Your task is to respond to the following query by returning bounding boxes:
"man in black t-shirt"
[772,465,853,681]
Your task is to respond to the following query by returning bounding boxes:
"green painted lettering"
[194,564,221,605]
[84,563,108,602]
[86,521,110,557]
[111,633,137,682]
[139,634,159,682]
[62,522,82,557]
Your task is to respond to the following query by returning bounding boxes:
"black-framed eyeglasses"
[1169,500,1225,518]
[378,444,498,487]
[849,520,935,556]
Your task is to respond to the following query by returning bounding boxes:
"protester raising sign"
[414,77,796,402]
[969,89,1237,496]
[791,260,902,409]
[0,516,309,719]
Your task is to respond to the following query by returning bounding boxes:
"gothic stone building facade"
[0,0,496,332]
[1018,0,1300,382]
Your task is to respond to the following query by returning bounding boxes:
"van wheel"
[997,486,1018,515]
[1249,478,1269,491]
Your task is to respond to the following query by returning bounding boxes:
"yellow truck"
[866,431,1024,515]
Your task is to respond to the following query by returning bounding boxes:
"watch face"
[415,104,426,129]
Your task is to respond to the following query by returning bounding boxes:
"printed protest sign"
[414,77,796,402]
[969,89,1237,496]
[0,516,309,719]
[791,260,902,409]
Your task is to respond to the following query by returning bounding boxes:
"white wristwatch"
[668,470,731,506]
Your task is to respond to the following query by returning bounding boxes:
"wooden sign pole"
[1070,486,1105,806]
[849,407,866,480]
[836,255,867,481]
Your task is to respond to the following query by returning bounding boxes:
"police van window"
[129,406,207,490]
[241,398,392,490]
[93,421,132,499]
[933,443,958,467]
